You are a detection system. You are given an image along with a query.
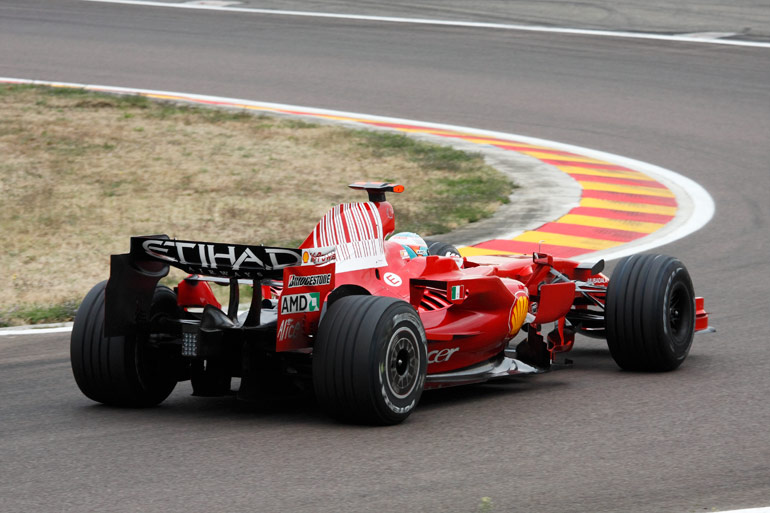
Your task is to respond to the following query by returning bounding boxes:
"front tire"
[313,295,427,425]
[70,281,179,406]
[605,254,696,371]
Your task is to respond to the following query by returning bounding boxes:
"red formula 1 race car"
[71,182,710,424]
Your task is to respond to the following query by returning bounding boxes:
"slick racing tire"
[425,239,461,257]
[605,254,696,372]
[313,295,427,425]
[70,281,179,406]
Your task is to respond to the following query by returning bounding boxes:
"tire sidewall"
[371,306,427,421]
[658,263,695,363]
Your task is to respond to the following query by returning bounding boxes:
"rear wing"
[130,235,303,280]
[105,235,305,336]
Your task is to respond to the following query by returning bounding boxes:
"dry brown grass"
[0,85,512,324]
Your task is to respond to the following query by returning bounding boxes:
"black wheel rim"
[668,282,693,345]
[385,327,420,399]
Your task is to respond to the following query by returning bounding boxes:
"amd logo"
[280,292,321,314]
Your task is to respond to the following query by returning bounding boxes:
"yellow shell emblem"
[509,295,529,336]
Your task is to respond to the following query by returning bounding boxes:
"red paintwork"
[172,184,710,377]
[533,282,577,324]
[177,279,220,310]
[274,192,612,375]
[695,297,709,332]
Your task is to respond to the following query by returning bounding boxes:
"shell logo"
[302,251,310,264]
[509,293,530,336]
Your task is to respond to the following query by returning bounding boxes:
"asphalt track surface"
[1,1,769,512]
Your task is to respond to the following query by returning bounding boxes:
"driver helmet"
[389,232,429,259]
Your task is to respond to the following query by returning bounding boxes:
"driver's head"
[389,232,428,259]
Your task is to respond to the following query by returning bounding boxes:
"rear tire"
[605,254,696,371]
[70,281,179,406]
[313,295,427,425]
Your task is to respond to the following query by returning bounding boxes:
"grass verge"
[0,84,514,325]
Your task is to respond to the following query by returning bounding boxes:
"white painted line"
[717,509,770,513]
[184,1,241,6]
[81,0,770,49]
[0,324,73,336]
[679,31,739,40]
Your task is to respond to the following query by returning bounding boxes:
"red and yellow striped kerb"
[357,121,677,259]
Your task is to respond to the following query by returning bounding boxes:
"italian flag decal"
[450,285,464,301]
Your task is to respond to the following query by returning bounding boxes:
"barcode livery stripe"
[310,202,385,263]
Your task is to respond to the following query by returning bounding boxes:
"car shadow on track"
[74,377,563,428]
[417,376,564,411]
[72,343,703,427]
